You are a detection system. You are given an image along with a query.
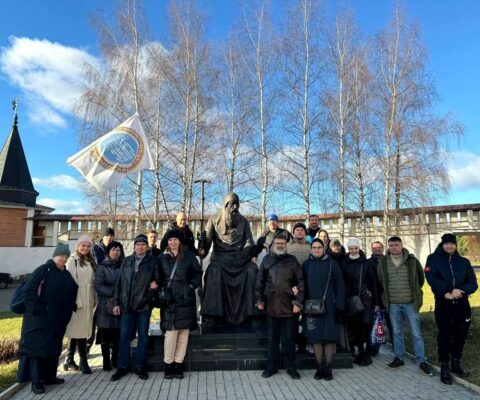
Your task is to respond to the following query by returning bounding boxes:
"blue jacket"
[425,245,478,299]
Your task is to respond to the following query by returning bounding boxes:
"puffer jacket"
[158,251,202,331]
[255,253,304,317]
[114,253,160,312]
[425,245,478,299]
[377,248,424,312]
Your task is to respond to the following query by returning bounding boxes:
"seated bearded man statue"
[200,193,258,326]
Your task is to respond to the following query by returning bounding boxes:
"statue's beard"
[225,209,239,228]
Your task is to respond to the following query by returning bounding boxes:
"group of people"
[16,203,478,394]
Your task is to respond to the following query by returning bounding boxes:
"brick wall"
[0,208,27,246]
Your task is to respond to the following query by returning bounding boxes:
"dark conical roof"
[0,114,39,207]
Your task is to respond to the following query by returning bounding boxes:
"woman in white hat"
[64,234,97,374]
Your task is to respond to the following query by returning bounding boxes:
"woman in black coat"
[159,230,202,379]
[302,239,345,380]
[95,241,122,371]
[342,238,380,367]
[425,233,478,384]
[17,243,78,395]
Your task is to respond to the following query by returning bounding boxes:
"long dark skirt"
[17,355,59,384]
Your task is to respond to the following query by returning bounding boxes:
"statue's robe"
[201,212,258,324]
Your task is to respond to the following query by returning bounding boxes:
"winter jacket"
[425,245,478,299]
[95,256,121,329]
[19,260,77,358]
[158,251,202,331]
[377,248,424,312]
[114,253,160,313]
[302,254,345,342]
[65,253,96,338]
[341,255,380,309]
[287,239,311,265]
[255,253,304,317]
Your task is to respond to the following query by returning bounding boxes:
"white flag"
[67,113,154,191]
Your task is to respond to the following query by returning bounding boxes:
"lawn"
[0,312,22,392]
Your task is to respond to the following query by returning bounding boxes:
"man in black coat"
[94,227,124,265]
[425,233,478,384]
[111,234,160,381]
[256,235,304,380]
[160,212,198,255]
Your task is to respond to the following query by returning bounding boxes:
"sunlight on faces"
[176,212,187,228]
[293,227,306,241]
[268,220,279,232]
[109,246,122,261]
[272,237,287,255]
[77,242,91,256]
[134,241,148,257]
[53,255,69,268]
[443,242,457,254]
[318,230,329,245]
[371,242,384,256]
[148,232,158,247]
[348,245,360,257]
[332,244,342,254]
[168,237,181,253]
[388,240,403,256]
[311,243,324,257]
[309,215,319,229]
[103,234,114,246]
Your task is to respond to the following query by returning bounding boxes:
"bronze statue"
[200,193,258,325]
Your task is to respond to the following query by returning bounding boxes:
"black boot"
[440,362,453,385]
[63,339,79,371]
[451,359,469,377]
[164,363,174,379]
[314,362,324,380]
[78,339,92,374]
[174,362,184,379]
[323,363,333,381]
[101,344,112,371]
[111,342,119,368]
[31,383,45,394]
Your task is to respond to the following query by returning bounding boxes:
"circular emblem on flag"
[91,127,145,173]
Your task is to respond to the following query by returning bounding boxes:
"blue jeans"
[118,310,151,369]
[389,303,426,363]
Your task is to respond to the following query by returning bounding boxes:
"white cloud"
[448,151,480,189]
[37,198,86,214]
[32,174,83,191]
[0,36,100,127]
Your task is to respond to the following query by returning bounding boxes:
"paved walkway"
[9,345,479,400]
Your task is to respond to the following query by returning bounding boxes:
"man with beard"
[306,214,320,243]
[160,212,198,255]
[256,235,304,379]
[200,193,258,325]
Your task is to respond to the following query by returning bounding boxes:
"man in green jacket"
[377,236,432,375]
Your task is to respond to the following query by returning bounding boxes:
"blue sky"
[0,0,479,213]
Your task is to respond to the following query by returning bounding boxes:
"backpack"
[10,267,50,314]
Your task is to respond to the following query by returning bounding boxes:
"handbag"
[159,259,179,307]
[303,261,332,315]
[346,263,366,317]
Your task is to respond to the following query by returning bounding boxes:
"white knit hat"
[347,238,361,249]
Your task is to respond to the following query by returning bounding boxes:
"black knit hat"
[293,222,307,234]
[134,234,148,245]
[104,227,115,236]
[440,233,457,246]
[165,229,181,241]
